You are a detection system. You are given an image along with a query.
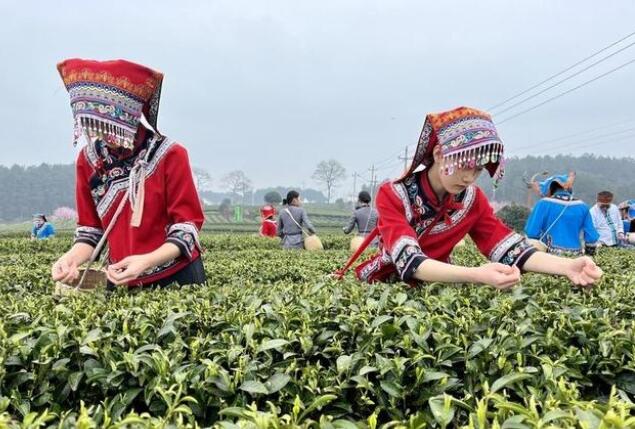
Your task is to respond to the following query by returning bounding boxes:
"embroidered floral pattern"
[398,172,476,236]
[83,136,174,218]
[390,236,427,281]
[166,222,201,260]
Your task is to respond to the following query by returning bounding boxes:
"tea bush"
[0,235,634,428]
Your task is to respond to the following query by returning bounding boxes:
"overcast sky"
[0,0,633,197]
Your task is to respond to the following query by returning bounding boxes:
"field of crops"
[1,234,635,428]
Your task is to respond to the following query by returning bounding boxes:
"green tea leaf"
[258,339,289,352]
[239,380,268,395]
[491,373,532,393]
[265,373,290,393]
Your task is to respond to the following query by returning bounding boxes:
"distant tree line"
[1,154,633,222]
[0,164,75,221]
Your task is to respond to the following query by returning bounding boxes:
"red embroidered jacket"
[74,135,204,286]
[356,172,535,283]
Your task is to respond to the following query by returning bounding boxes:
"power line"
[492,39,635,116]
[511,118,635,148]
[510,125,635,153]
[511,131,635,156]
[496,57,635,125]
[488,30,635,111]
[551,132,635,153]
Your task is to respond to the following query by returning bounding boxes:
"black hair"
[549,181,564,195]
[283,190,300,206]
[358,191,371,204]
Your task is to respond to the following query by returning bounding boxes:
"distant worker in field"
[589,191,624,247]
[259,205,278,238]
[51,59,205,289]
[335,107,602,289]
[343,191,378,251]
[31,214,55,240]
[343,191,378,235]
[619,200,635,233]
[277,190,316,249]
[525,172,599,255]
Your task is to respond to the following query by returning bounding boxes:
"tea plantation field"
[1,235,635,428]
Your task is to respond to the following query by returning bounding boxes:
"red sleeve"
[73,150,104,247]
[376,182,428,281]
[164,144,205,259]
[468,187,535,268]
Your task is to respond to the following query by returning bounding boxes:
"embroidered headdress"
[400,106,504,183]
[57,58,164,149]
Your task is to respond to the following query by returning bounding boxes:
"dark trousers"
[107,257,206,291]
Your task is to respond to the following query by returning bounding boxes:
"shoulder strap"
[76,189,130,290]
[285,208,308,236]
[359,206,372,234]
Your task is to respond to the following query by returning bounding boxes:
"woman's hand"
[52,254,80,284]
[563,256,603,287]
[107,255,152,285]
[473,263,521,290]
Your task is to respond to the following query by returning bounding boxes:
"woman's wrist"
[465,266,483,284]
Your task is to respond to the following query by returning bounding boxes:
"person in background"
[343,191,378,237]
[31,214,55,240]
[525,173,599,255]
[51,58,205,289]
[259,205,278,238]
[277,190,316,249]
[336,107,602,289]
[590,191,624,247]
[619,200,635,233]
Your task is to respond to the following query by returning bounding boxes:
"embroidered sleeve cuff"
[490,233,537,270]
[390,236,428,282]
[74,226,104,248]
[166,223,201,260]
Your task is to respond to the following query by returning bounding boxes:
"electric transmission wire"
[488,30,635,111]
[551,132,635,153]
[492,40,635,116]
[516,118,635,147]
[496,57,635,125]
[511,126,635,153]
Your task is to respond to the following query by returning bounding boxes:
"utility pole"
[398,146,412,173]
[369,165,377,204]
[352,172,366,203]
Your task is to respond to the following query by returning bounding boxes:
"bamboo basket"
[54,269,106,297]
[304,235,324,251]
[350,236,364,252]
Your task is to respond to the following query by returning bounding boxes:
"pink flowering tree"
[53,206,78,222]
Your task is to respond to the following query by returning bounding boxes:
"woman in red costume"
[339,107,602,290]
[51,59,205,288]
[259,205,278,238]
